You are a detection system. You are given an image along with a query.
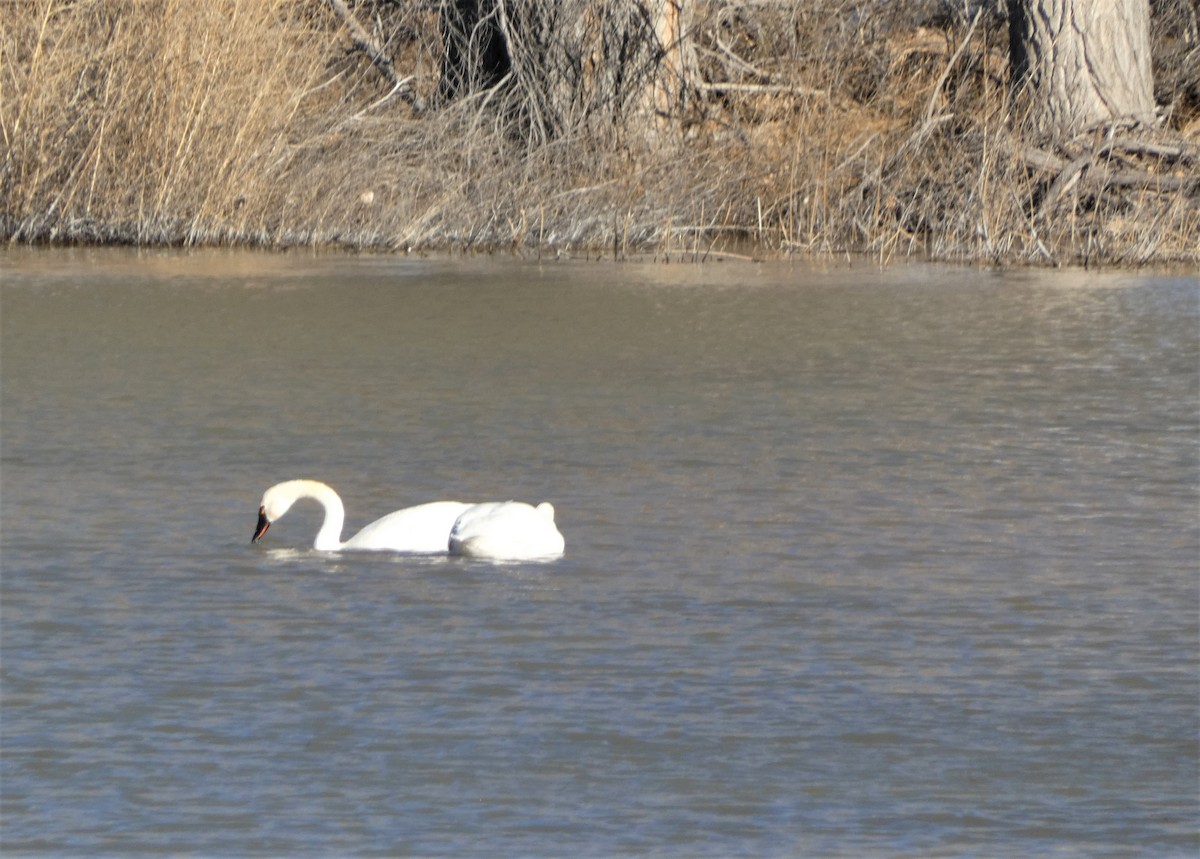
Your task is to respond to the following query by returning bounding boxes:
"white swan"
[449,501,565,561]
[252,479,470,553]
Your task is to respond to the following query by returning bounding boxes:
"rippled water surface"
[2,249,1197,856]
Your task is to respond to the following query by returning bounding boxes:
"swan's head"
[251,483,300,543]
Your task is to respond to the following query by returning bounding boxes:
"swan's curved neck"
[295,481,346,550]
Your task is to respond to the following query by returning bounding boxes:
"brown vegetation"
[2,0,1197,265]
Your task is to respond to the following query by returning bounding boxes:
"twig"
[323,0,424,112]
[901,113,956,154]
[1012,190,1057,265]
[714,36,774,81]
[338,77,417,128]
[833,132,881,176]
[548,179,621,200]
[669,224,750,234]
[923,8,982,126]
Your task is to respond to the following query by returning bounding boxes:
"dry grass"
[3,0,1197,265]
[4,2,336,242]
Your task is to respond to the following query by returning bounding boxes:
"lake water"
[1,249,1197,857]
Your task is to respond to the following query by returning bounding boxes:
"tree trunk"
[1008,0,1157,140]
[438,1,694,144]
[644,1,692,127]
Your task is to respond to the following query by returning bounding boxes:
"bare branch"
[324,0,425,112]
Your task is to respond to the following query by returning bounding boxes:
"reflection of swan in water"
[449,501,565,561]
[251,479,564,560]
[253,479,469,552]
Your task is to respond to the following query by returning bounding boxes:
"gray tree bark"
[1008,0,1157,139]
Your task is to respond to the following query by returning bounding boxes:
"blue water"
[2,250,1197,856]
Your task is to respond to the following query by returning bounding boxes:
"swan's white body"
[253,480,564,560]
[448,501,565,561]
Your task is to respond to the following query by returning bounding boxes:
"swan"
[252,479,470,553]
[449,501,565,561]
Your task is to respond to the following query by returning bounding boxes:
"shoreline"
[5,242,1199,278]
[5,2,1197,268]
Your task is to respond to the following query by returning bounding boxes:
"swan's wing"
[448,501,509,533]
[449,501,564,561]
[344,501,471,552]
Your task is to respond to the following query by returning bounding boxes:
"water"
[2,249,1197,857]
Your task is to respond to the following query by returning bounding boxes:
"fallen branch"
[1100,137,1198,164]
[1091,168,1200,193]
[1018,144,1200,198]
[324,0,424,112]
[697,81,829,99]
[1037,153,1092,217]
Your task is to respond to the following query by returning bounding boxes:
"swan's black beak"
[252,506,271,543]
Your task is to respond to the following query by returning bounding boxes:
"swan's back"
[449,501,564,561]
[344,501,472,552]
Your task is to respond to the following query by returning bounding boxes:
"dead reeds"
[3,0,1197,265]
